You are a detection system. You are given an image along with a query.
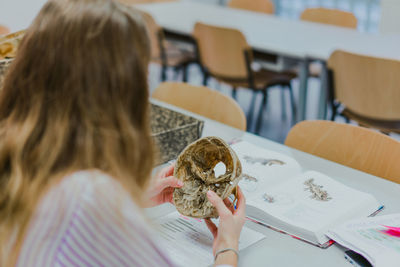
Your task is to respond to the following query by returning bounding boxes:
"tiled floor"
[149,62,400,144]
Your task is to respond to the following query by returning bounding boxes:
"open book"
[327,213,400,267]
[231,141,382,248]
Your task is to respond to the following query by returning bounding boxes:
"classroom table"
[148,99,400,267]
[138,2,400,122]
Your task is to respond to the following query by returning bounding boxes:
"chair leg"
[182,64,189,83]
[330,103,338,121]
[246,90,258,132]
[288,83,296,124]
[255,89,268,135]
[161,65,167,82]
[231,87,237,100]
[202,72,209,86]
[281,88,287,120]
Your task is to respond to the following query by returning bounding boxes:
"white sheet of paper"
[155,211,265,267]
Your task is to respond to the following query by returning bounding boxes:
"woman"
[0,0,246,266]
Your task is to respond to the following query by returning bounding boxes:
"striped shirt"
[16,170,175,267]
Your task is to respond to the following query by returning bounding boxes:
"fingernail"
[178,181,184,186]
[207,190,214,197]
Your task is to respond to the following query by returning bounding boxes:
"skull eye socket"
[213,162,226,178]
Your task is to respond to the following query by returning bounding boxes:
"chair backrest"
[328,50,400,120]
[152,82,246,130]
[0,25,10,36]
[285,120,400,183]
[138,11,163,61]
[193,22,250,79]
[228,0,274,14]
[300,8,357,29]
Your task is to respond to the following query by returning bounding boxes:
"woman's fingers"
[207,191,231,218]
[204,219,218,238]
[234,186,246,217]
[158,176,183,191]
[160,164,175,178]
[223,198,235,213]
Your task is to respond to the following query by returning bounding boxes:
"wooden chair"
[193,22,296,134]
[228,0,274,14]
[152,82,246,131]
[285,120,400,183]
[0,25,10,36]
[140,11,195,82]
[301,8,358,29]
[299,8,358,78]
[327,50,400,133]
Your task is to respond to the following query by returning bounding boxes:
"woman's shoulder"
[52,170,135,205]
[50,170,144,222]
[31,170,145,234]
[58,170,125,193]
[18,170,174,266]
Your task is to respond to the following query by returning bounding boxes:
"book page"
[154,211,265,267]
[247,171,380,242]
[328,214,400,267]
[231,141,302,198]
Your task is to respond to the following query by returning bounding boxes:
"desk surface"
[138,1,400,61]
[149,99,400,267]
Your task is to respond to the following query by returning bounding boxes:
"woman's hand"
[204,187,246,266]
[145,164,183,208]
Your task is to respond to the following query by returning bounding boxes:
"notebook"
[327,213,400,267]
[231,141,382,248]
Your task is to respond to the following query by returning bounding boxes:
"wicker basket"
[151,104,204,164]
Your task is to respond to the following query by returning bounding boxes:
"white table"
[138,2,400,122]
[149,99,400,267]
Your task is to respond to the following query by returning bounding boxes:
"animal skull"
[173,136,242,218]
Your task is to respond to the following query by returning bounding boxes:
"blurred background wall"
[0,0,48,32]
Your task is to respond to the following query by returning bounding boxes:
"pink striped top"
[16,170,175,267]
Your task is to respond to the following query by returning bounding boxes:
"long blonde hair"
[0,0,153,264]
